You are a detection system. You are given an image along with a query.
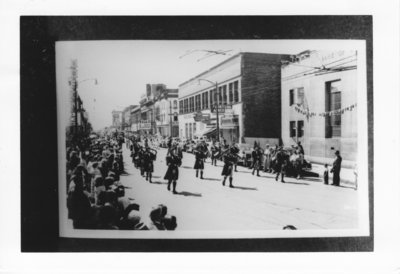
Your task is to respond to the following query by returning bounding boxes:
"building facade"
[178,52,289,147]
[112,110,123,129]
[154,89,179,137]
[281,50,358,167]
[130,105,141,133]
[122,105,137,132]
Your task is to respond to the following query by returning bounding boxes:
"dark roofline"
[178,52,290,87]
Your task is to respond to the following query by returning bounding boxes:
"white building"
[281,50,358,167]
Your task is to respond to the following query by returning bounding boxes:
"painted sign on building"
[220,115,239,129]
[139,120,152,130]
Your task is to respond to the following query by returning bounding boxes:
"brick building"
[281,50,358,167]
[178,52,289,146]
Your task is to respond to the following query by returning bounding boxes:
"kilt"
[221,163,233,176]
[194,158,204,169]
[144,162,154,173]
[164,165,179,181]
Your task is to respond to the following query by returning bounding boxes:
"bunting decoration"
[293,103,357,118]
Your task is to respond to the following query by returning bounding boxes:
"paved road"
[119,145,359,231]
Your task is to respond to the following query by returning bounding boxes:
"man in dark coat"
[143,146,157,183]
[252,146,263,176]
[330,150,342,186]
[275,147,286,183]
[221,146,238,188]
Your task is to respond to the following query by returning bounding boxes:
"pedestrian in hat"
[252,143,263,176]
[330,150,342,186]
[221,145,239,187]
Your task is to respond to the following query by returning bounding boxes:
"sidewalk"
[310,163,357,188]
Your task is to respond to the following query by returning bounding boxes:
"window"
[290,121,296,137]
[229,83,233,104]
[233,81,239,103]
[222,85,227,105]
[173,100,177,109]
[297,87,304,105]
[325,80,341,138]
[179,100,183,114]
[189,123,192,139]
[190,97,195,113]
[218,87,223,105]
[202,91,209,109]
[297,120,304,137]
[193,123,196,134]
[213,88,218,106]
[289,89,294,106]
[185,123,188,138]
[195,94,201,111]
[184,99,188,114]
[210,89,214,107]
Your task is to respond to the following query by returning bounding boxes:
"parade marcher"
[221,145,239,188]
[274,147,286,183]
[263,144,272,173]
[330,150,342,186]
[210,141,219,166]
[164,144,182,194]
[143,144,157,183]
[251,144,263,176]
[193,138,208,179]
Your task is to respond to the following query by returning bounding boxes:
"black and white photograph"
[57,40,369,239]
[6,3,399,271]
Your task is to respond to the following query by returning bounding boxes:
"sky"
[56,40,352,130]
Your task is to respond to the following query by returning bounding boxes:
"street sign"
[211,105,225,113]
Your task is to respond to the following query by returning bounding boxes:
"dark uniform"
[143,147,157,183]
[221,147,238,188]
[164,148,182,194]
[330,151,342,186]
[274,148,287,183]
[193,142,208,179]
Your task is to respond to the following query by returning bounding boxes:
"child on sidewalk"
[323,164,329,185]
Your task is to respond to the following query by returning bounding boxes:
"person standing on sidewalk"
[252,145,263,176]
[275,147,286,183]
[330,150,342,186]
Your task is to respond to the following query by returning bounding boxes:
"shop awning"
[195,127,217,138]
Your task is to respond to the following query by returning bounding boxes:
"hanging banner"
[293,103,357,118]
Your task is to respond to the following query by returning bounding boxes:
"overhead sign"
[139,120,151,130]
[221,115,239,129]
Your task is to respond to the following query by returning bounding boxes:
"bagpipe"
[193,148,209,159]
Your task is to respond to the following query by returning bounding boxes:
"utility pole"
[169,100,173,137]
[215,82,220,142]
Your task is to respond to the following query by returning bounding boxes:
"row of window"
[185,123,197,139]
[179,81,239,114]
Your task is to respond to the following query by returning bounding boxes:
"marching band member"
[143,144,157,183]
[210,141,219,166]
[221,145,239,188]
[164,144,182,194]
[193,138,208,179]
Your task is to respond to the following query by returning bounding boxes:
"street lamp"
[73,78,98,135]
[198,78,220,142]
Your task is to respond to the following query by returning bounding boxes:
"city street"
[119,145,359,231]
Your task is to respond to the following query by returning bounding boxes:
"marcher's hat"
[335,150,340,155]
[283,225,297,230]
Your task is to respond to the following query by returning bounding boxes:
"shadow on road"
[283,181,309,186]
[181,166,192,169]
[203,177,221,181]
[176,191,202,197]
[152,175,161,179]
[301,177,322,182]
[231,186,258,190]
[150,181,168,185]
